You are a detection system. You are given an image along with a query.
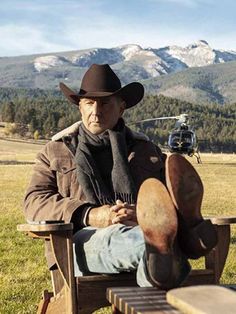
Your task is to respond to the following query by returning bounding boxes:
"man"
[24,64,217,289]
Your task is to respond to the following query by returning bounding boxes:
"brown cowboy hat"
[59,64,144,108]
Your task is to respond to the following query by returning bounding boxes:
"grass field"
[0,139,235,313]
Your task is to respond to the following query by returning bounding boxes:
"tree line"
[0,87,235,152]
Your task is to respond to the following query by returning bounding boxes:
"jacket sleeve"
[23,143,89,224]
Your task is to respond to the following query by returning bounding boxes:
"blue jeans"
[73,224,190,287]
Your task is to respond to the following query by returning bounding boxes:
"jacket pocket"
[50,158,77,197]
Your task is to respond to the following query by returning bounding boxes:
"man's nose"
[92,101,101,115]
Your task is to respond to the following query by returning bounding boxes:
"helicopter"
[129,113,202,163]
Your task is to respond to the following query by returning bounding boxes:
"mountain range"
[0,40,236,104]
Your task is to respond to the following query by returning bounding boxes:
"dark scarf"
[75,119,137,205]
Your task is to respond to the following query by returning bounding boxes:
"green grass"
[0,164,50,314]
[0,139,235,313]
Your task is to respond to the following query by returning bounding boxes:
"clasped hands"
[87,200,137,228]
[110,200,137,226]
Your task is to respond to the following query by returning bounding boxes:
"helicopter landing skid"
[194,151,202,164]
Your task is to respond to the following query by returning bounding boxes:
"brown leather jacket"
[24,122,165,267]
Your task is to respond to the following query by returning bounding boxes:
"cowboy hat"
[59,64,144,108]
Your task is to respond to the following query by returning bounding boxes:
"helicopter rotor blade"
[129,116,181,126]
[129,113,189,126]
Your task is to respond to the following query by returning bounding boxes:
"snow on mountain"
[31,41,236,79]
[115,45,168,76]
[148,47,188,73]
[71,45,146,66]
[137,53,169,77]
[116,44,142,60]
[145,59,169,77]
[156,40,216,68]
[71,48,123,66]
[34,55,68,72]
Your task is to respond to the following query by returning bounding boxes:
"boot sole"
[137,178,177,253]
[166,153,203,227]
[137,178,183,289]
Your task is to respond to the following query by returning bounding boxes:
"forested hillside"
[0,88,235,152]
[143,61,236,105]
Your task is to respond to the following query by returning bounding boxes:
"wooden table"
[166,285,236,314]
[107,285,236,314]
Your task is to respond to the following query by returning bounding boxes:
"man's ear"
[119,101,126,116]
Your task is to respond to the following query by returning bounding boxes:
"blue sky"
[0,0,235,56]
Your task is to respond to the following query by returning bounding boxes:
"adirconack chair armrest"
[17,222,73,239]
[207,216,236,226]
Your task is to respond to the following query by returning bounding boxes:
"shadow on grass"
[201,163,236,167]
[0,160,35,165]
[231,236,236,244]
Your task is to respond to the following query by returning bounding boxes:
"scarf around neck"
[75,119,137,206]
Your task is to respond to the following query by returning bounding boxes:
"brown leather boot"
[165,153,217,258]
[137,178,190,289]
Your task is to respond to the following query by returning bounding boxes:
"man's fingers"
[112,214,128,223]
[110,200,136,213]
[116,208,135,216]
[112,216,138,226]
[116,199,127,206]
[110,204,124,212]
[112,210,137,224]
[110,200,129,212]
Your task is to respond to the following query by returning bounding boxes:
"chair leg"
[37,290,53,314]
[50,232,77,313]
[205,224,231,283]
[112,304,122,314]
[51,268,64,295]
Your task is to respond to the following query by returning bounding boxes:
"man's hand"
[86,200,137,228]
[86,204,117,228]
[110,200,137,226]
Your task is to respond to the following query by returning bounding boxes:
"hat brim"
[59,82,144,109]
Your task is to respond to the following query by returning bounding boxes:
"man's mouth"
[91,121,103,124]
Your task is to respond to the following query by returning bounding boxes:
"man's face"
[79,96,125,134]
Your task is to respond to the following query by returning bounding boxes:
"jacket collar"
[51,121,149,142]
[51,121,82,141]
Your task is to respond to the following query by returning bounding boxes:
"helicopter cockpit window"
[168,131,193,149]
[169,132,181,147]
[182,133,192,147]
[182,133,192,142]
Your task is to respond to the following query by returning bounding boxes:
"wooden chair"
[17,216,236,314]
